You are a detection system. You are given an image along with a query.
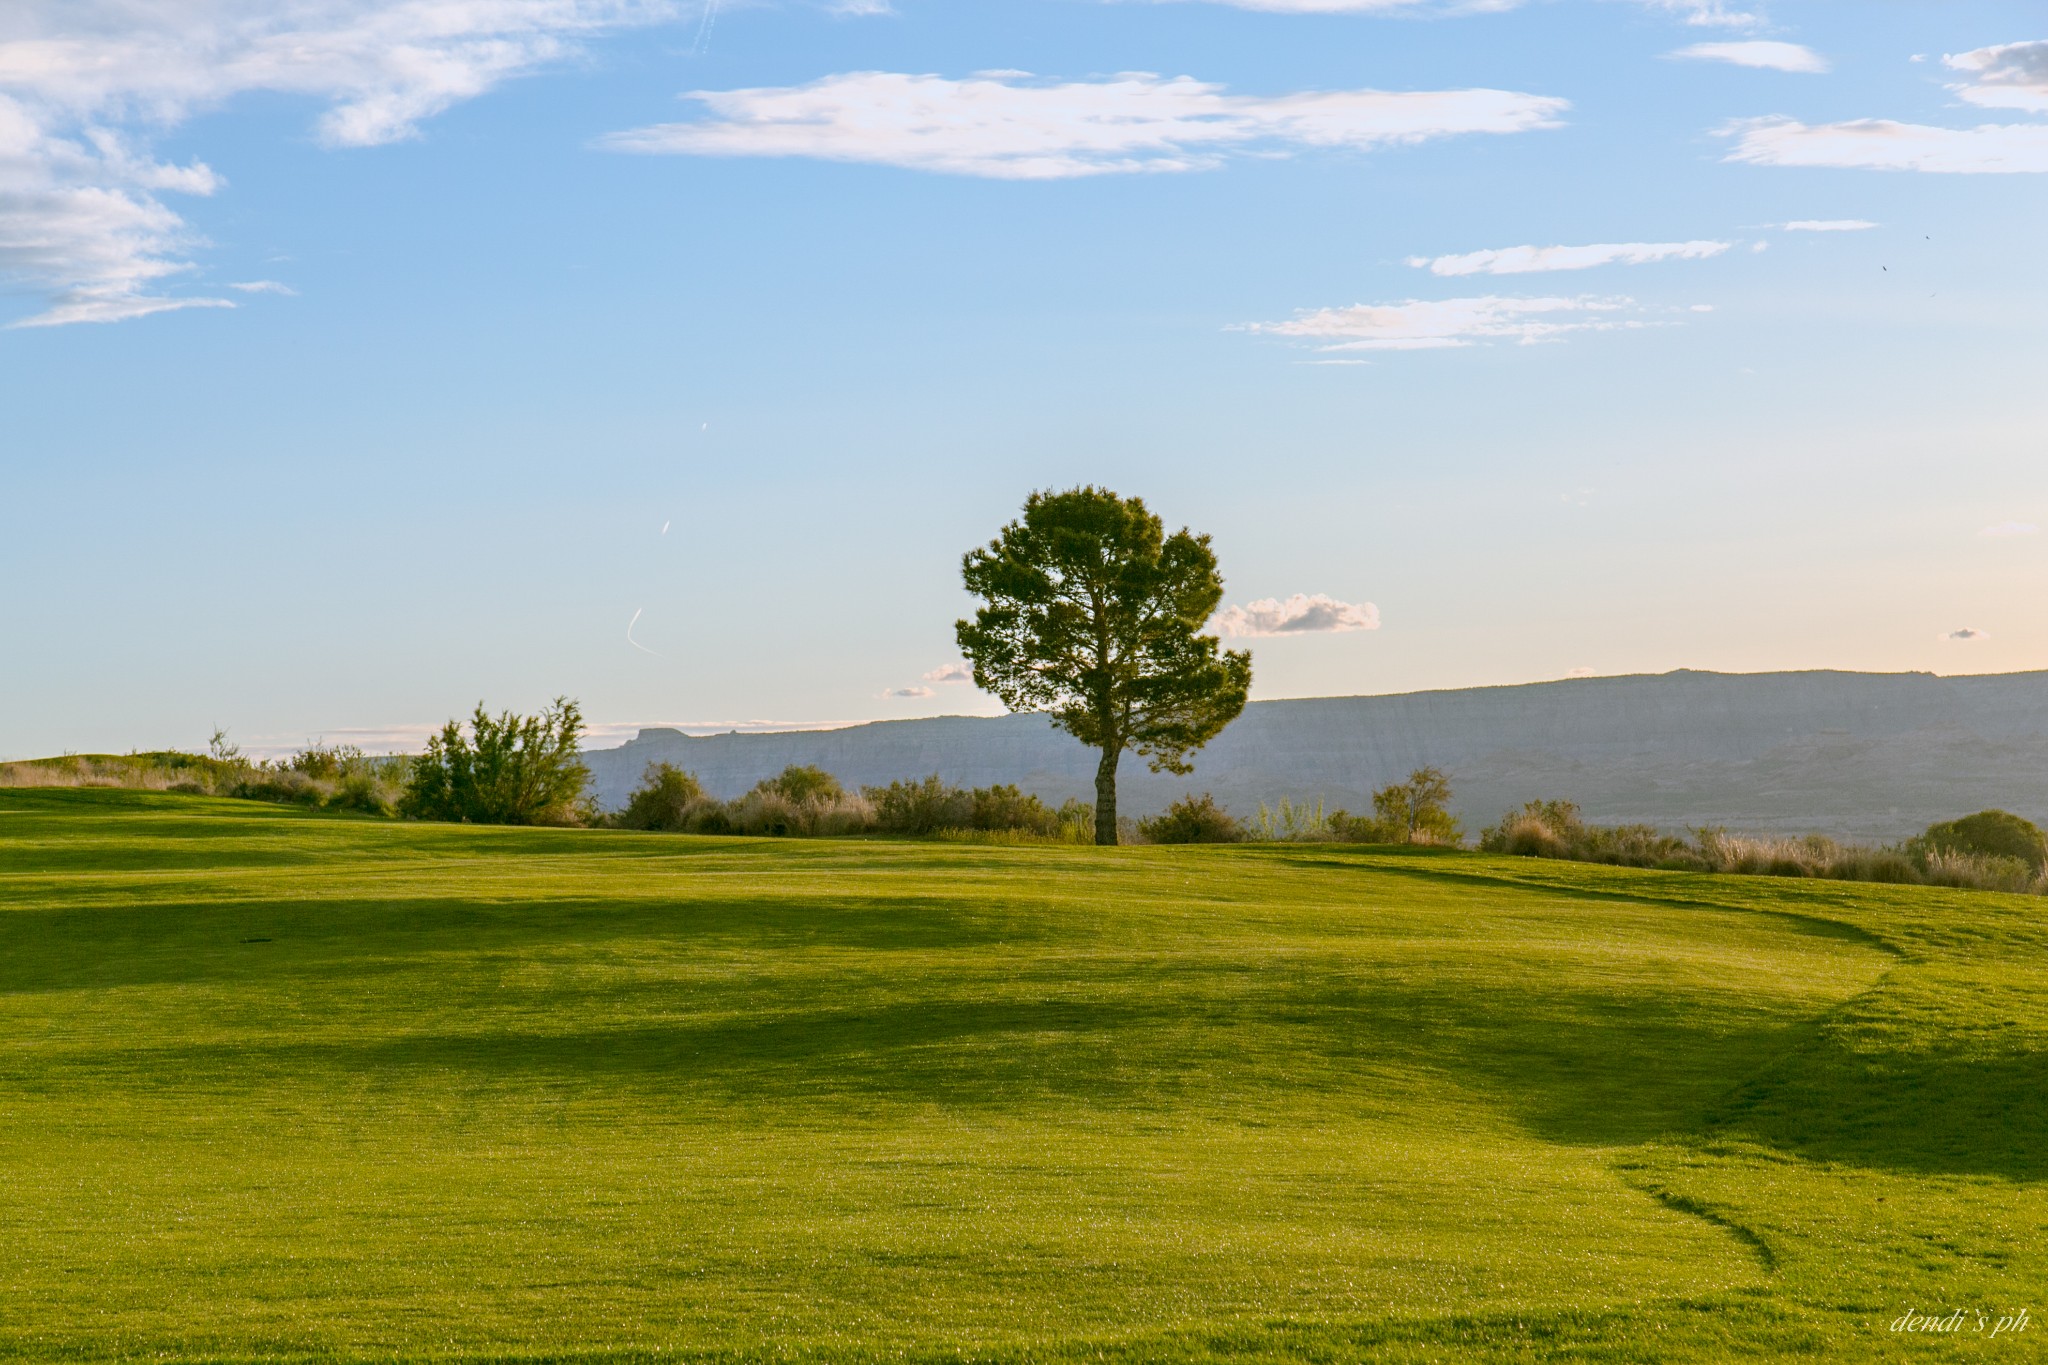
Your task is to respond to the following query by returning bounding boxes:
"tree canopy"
[956,486,1251,845]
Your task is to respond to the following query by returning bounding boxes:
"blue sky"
[4,0,2046,757]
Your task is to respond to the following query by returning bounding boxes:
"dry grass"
[1,756,203,792]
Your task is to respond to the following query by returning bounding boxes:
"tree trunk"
[1093,745,1120,846]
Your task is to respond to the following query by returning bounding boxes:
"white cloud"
[1780,218,1877,231]
[883,685,936,699]
[923,662,973,684]
[603,71,1566,179]
[1980,521,2039,538]
[1948,39,2048,114]
[1724,116,2048,173]
[1211,593,1380,637]
[1943,628,1990,642]
[1409,239,1730,276]
[1671,41,1827,73]
[227,278,295,294]
[1246,294,1641,351]
[0,0,678,325]
[1642,0,1762,28]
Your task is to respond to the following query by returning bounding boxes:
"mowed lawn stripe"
[4,788,2041,1361]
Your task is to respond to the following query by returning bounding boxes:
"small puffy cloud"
[1672,41,1829,73]
[923,662,973,684]
[1781,219,1878,231]
[1724,117,2048,173]
[603,71,1567,179]
[227,279,296,294]
[1942,628,1990,642]
[1246,294,1642,351]
[1980,521,2040,538]
[1410,239,1730,276]
[883,685,936,699]
[1947,40,2048,115]
[1211,593,1380,637]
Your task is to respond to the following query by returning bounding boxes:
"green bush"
[756,766,843,805]
[1138,794,1243,844]
[399,698,590,826]
[1914,810,2048,872]
[865,776,973,835]
[614,763,709,833]
[969,784,1060,835]
[225,769,325,807]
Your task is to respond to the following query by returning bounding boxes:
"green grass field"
[2,788,2043,1362]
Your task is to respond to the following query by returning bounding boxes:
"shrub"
[757,766,843,805]
[969,784,1061,835]
[225,769,325,807]
[287,744,367,782]
[1914,810,2048,872]
[326,770,395,817]
[1139,794,1243,844]
[725,787,875,838]
[400,697,590,826]
[615,763,709,833]
[1327,811,1397,843]
[1371,768,1463,846]
[865,775,973,835]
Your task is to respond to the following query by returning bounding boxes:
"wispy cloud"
[923,662,973,684]
[1980,521,2040,538]
[1409,239,1730,276]
[1780,218,1877,231]
[1723,41,2048,175]
[1246,294,1643,351]
[1725,117,2048,173]
[882,685,936,699]
[603,71,1566,179]
[1671,41,1827,73]
[1948,39,2048,115]
[1211,593,1380,637]
[0,0,680,326]
[1643,0,1762,28]
[1942,627,1990,641]
[227,279,296,294]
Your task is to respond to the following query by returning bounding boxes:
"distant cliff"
[583,669,2048,840]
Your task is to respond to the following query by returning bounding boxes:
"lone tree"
[957,486,1252,845]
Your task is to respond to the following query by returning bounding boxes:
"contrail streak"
[627,607,661,656]
[693,0,721,54]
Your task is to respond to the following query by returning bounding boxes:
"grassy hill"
[1,788,2042,1362]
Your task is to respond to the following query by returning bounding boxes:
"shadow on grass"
[1707,1023,2048,1182]
[42,971,1848,1151]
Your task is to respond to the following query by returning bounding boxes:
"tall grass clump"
[1,742,408,816]
[1249,797,1335,843]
